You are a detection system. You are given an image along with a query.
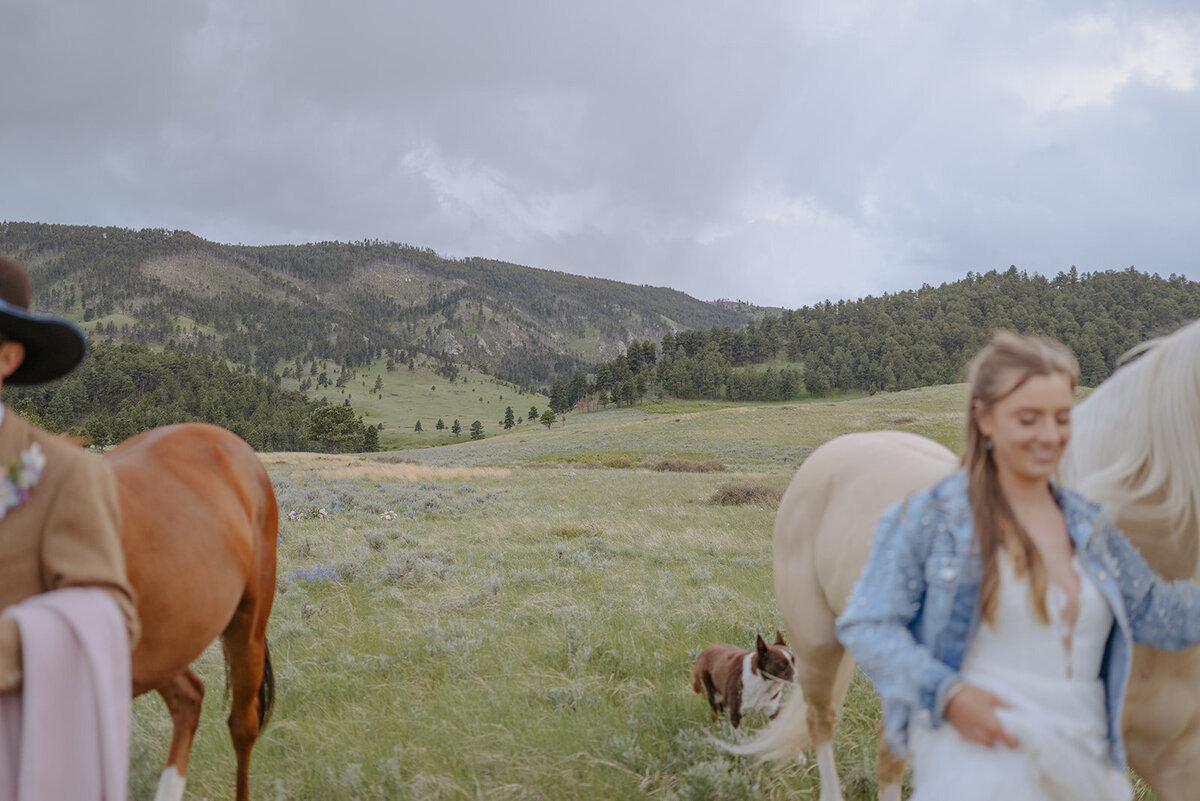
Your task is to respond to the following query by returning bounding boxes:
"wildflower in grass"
[287,509,305,521]
[318,507,330,517]
[285,564,340,583]
[379,510,398,521]
[457,484,475,494]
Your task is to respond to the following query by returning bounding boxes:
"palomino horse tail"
[720,687,812,763]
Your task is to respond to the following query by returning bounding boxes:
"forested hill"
[0,221,760,387]
[769,265,1200,391]
[582,265,1200,405]
[5,220,1199,445]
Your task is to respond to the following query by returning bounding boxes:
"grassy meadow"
[127,383,1149,800]
[276,354,550,451]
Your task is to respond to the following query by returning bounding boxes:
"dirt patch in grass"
[709,481,784,508]
[259,452,511,481]
[550,525,600,539]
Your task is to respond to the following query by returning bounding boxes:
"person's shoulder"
[898,468,967,511]
[1051,480,1105,522]
[15,419,111,483]
[925,469,968,504]
[881,468,968,525]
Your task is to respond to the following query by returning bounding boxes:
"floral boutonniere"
[1,443,46,520]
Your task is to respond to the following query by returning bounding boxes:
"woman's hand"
[945,684,1019,748]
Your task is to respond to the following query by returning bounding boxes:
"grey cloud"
[1,1,1198,308]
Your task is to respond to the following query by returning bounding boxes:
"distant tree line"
[569,266,1200,405]
[0,341,341,451]
[764,266,1199,393]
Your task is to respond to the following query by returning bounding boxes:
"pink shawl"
[0,588,131,801]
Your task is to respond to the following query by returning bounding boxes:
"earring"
[985,438,993,452]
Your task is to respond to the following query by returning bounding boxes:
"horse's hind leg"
[154,669,206,801]
[876,721,906,801]
[224,598,276,801]
[799,645,855,801]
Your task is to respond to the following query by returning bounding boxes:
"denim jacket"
[836,469,1200,767]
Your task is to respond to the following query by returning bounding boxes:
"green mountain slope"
[0,221,761,388]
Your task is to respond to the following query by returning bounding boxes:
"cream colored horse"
[735,317,1200,801]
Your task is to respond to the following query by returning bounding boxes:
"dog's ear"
[774,629,786,646]
[756,633,768,654]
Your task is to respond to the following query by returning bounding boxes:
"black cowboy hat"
[0,253,86,385]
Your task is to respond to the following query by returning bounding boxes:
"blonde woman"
[837,331,1200,800]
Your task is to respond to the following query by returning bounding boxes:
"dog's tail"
[717,689,811,764]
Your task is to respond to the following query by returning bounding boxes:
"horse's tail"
[258,639,275,729]
[718,687,811,764]
[220,634,276,730]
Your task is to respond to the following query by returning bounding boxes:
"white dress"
[909,552,1133,801]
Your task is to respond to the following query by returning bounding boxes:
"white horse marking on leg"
[816,741,845,801]
[878,782,902,801]
[153,766,186,801]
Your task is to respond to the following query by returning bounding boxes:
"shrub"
[382,550,454,587]
[550,525,598,539]
[679,759,757,801]
[709,481,784,508]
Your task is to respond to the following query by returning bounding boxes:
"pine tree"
[469,420,484,440]
[503,406,515,429]
[539,408,556,429]
[306,404,364,452]
[451,419,461,437]
[414,420,422,432]
[436,418,445,430]
[549,379,567,413]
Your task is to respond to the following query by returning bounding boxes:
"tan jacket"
[0,407,139,691]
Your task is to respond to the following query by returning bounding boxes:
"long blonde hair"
[964,331,1080,624]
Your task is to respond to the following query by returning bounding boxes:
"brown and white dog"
[691,631,795,728]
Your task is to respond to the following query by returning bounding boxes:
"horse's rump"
[106,422,278,690]
[774,430,957,633]
[738,430,956,765]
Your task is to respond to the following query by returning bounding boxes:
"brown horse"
[107,423,278,801]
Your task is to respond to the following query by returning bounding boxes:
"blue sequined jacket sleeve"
[836,493,962,752]
[1092,517,1200,650]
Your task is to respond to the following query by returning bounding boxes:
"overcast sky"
[2,1,1198,309]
